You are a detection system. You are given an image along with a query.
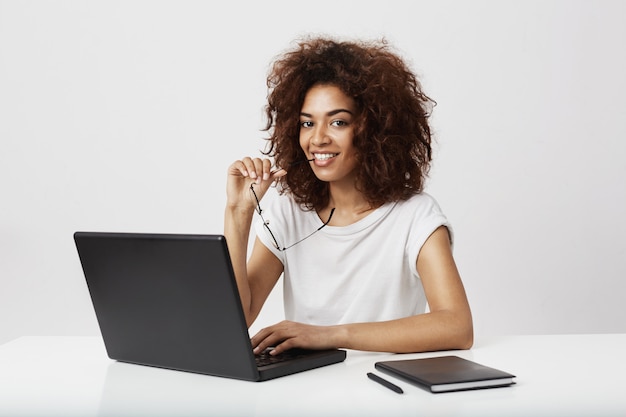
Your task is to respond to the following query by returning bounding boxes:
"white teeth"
[313,153,338,161]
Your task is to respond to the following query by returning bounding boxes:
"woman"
[224,36,473,355]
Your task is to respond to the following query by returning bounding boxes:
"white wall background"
[1,0,625,346]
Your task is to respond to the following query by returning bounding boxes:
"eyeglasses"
[249,184,334,251]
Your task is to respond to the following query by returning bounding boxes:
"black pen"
[367,372,404,394]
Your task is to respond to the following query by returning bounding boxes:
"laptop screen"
[74,232,260,380]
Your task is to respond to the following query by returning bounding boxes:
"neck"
[323,182,378,226]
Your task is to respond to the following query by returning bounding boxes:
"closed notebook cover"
[375,355,515,393]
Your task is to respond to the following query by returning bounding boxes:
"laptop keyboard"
[255,348,314,367]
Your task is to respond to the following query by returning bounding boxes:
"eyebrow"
[300,109,354,118]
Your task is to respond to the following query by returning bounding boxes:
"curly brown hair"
[263,36,435,211]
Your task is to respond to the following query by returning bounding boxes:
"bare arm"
[224,157,285,327]
[251,226,473,354]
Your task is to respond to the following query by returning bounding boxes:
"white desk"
[0,334,624,416]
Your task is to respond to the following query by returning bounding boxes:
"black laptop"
[73,231,346,381]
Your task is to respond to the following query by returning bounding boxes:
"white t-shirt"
[254,192,451,325]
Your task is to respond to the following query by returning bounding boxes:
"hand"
[226,157,286,212]
[250,320,340,355]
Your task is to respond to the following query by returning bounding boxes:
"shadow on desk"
[97,358,359,417]
[98,361,261,416]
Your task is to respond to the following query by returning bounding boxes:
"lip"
[311,152,339,167]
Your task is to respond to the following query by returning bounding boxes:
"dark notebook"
[375,355,515,393]
[74,231,346,382]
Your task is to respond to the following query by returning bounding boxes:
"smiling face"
[299,84,359,186]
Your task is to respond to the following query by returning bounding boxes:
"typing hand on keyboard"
[254,348,311,367]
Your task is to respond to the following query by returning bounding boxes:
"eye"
[331,120,349,127]
[300,121,314,128]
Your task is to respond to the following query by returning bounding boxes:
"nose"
[310,125,331,146]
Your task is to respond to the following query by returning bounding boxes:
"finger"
[251,325,289,354]
[250,326,273,353]
[228,160,251,178]
[269,338,298,355]
[252,158,275,185]
[244,158,272,183]
[252,333,280,355]
[250,328,265,350]
[261,159,272,181]
[240,157,259,179]
[270,167,287,179]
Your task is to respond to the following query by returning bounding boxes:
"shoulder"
[393,192,445,218]
[394,192,453,248]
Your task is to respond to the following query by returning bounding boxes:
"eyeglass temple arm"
[318,208,335,230]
